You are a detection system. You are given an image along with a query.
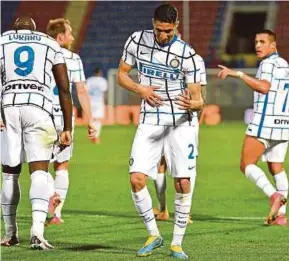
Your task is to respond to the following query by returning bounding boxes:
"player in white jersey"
[117,4,203,259]
[153,54,207,222]
[45,18,95,226]
[86,68,108,144]
[0,17,73,249]
[218,29,289,226]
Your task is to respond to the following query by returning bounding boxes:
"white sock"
[171,192,192,246]
[1,173,20,237]
[131,186,160,237]
[47,172,55,198]
[29,171,49,238]
[54,170,69,218]
[95,121,102,138]
[245,164,276,198]
[154,173,167,211]
[274,171,288,215]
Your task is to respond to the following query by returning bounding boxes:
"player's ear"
[152,18,155,27]
[175,20,179,28]
[271,41,276,50]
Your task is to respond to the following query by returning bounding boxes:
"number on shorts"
[14,46,35,76]
[188,144,194,159]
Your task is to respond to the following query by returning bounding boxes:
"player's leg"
[165,126,196,259]
[91,104,104,144]
[1,164,21,247]
[154,155,169,220]
[91,118,102,144]
[46,116,74,225]
[48,160,69,224]
[129,124,164,256]
[266,141,288,225]
[23,107,58,250]
[1,107,22,246]
[240,136,286,223]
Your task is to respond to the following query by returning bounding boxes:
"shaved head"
[14,16,36,31]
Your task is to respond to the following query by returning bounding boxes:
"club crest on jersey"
[170,57,180,69]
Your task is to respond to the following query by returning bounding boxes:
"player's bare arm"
[175,83,203,111]
[117,60,163,107]
[53,63,73,146]
[217,65,270,94]
[75,82,96,139]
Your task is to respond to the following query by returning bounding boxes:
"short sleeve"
[73,56,86,83]
[183,52,201,84]
[121,33,137,66]
[257,60,274,82]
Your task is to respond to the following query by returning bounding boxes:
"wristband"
[236,71,244,79]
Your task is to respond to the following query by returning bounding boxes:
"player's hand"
[137,85,163,107]
[175,89,192,110]
[59,130,72,148]
[175,89,203,111]
[217,65,237,79]
[87,119,96,140]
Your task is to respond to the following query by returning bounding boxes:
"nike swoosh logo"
[188,166,195,170]
[140,51,148,55]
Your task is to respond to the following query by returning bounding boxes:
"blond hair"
[46,18,70,39]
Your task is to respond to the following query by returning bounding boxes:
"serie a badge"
[170,56,180,68]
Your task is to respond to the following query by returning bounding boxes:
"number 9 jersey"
[0,29,65,115]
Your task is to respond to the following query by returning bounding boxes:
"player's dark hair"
[257,29,276,41]
[95,68,101,74]
[154,4,178,23]
[14,16,36,31]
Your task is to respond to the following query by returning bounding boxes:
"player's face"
[255,33,276,59]
[153,20,177,45]
[62,24,74,49]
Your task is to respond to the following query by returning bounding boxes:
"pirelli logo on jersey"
[4,83,44,92]
[139,62,180,80]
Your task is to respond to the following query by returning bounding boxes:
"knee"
[130,173,146,192]
[179,178,190,191]
[268,163,283,175]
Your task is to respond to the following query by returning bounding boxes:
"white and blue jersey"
[121,30,201,126]
[0,30,64,115]
[51,48,85,127]
[246,52,289,140]
[52,47,85,114]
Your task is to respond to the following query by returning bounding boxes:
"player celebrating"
[45,18,96,225]
[218,29,289,225]
[117,4,203,259]
[1,17,72,249]
[154,54,207,223]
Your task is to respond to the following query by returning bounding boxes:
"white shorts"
[1,106,57,166]
[258,138,288,163]
[129,124,197,179]
[50,114,74,163]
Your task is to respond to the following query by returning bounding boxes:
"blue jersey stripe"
[257,93,269,137]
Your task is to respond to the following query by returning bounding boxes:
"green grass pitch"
[2,123,289,261]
